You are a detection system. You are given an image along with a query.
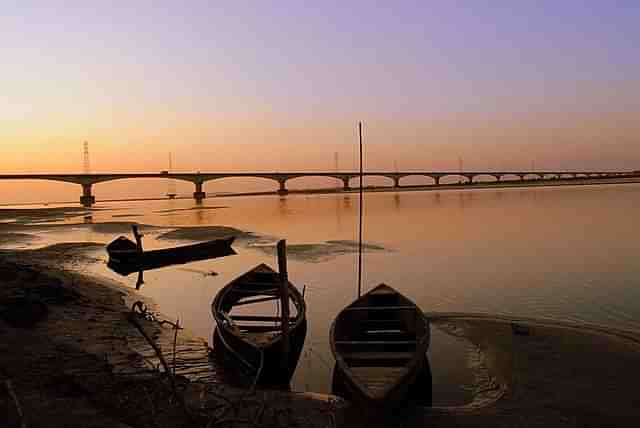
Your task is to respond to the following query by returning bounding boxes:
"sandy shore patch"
[0,232,39,245]
[157,225,259,241]
[250,239,388,262]
[403,313,640,427]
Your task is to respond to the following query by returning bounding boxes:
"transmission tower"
[167,153,177,198]
[83,141,91,174]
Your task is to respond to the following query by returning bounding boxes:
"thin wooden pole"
[136,270,144,290]
[357,121,364,298]
[132,225,144,254]
[277,239,290,369]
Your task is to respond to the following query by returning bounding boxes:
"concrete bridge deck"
[0,170,635,206]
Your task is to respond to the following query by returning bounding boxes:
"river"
[2,183,639,404]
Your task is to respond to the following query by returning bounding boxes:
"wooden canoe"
[330,283,430,408]
[106,236,236,275]
[211,263,307,386]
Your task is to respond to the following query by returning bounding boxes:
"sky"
[1,1,639,201]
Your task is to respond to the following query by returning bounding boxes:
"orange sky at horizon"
[2,106,639,174]
[2,1,640,204]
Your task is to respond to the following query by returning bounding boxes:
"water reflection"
[17,184,640,396]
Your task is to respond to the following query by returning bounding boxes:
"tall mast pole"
[357,122,364,298]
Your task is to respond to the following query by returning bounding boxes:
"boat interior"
[334,284,426,368]
[218,265,301,346]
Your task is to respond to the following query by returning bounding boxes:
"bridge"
[0,170,635,207]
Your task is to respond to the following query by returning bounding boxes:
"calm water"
[3,183,640,404]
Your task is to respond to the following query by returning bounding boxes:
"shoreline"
[1,176,639,208]
[0,247,344,428]
[2,245,640,426]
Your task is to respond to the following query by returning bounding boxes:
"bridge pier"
[80,184,95,207]
[277,179,288,195]
[193,182,206,201]
[393,177,401,188]
[342,178,350,191]
[433,176,440,186]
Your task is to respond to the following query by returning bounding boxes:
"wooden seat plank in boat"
[342,352,414,364]
[228,288,280,295]
[335,340,418,346]
[230,315,296,322]
[232,296,281,307]
[237,325,286,333]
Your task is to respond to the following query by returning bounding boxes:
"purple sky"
[1,1,639,179]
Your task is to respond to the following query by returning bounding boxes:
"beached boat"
[211,263,307,386]
[330,283,430,408]
[106,226,236,274]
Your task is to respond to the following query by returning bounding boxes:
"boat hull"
[107,237,236,275]
[211,263,307,387]
[330,284,430,410]
[213,317,307,386]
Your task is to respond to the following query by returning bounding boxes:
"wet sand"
[2,243,640,426]
[413,313,640,427]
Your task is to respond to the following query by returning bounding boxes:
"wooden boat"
[330,284,430,408]
[211,263,307,386]
[106,226,236,275]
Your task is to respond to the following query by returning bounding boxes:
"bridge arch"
[438,174,471,185]
[201,175,282,194]
[349,175,396,188]
[89,175,198,185]
[472,173,500,183]
[499,174,522,181]
[285,175,345,190]
[397,174,437,186]
[523,173,543,180]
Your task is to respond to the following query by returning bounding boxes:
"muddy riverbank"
[0,247,342,428]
